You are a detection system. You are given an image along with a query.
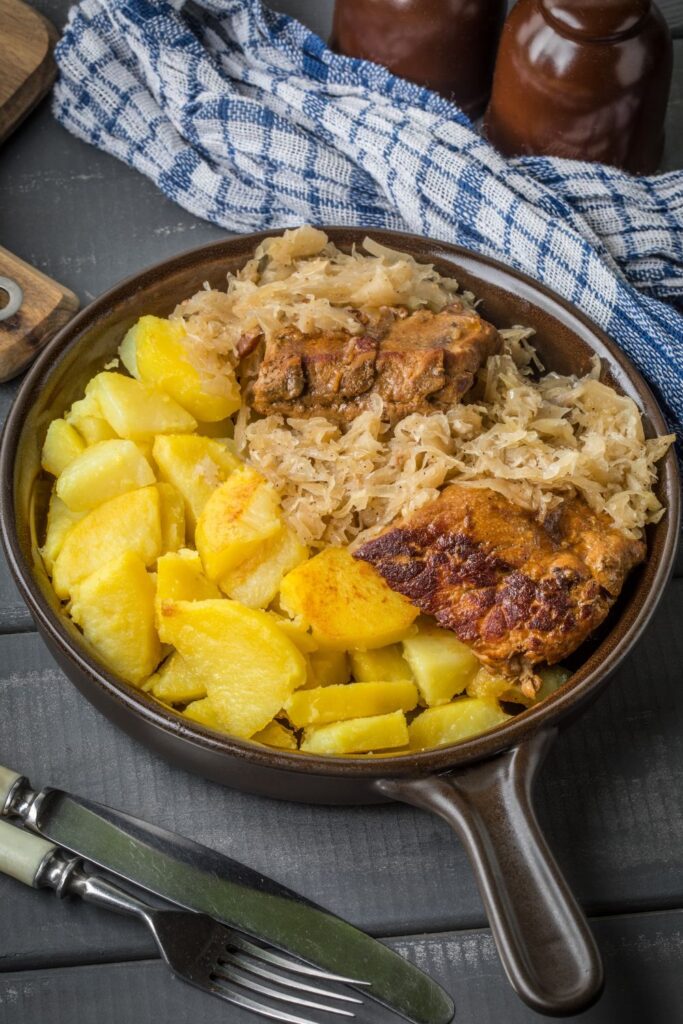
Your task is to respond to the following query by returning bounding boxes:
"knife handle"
[0,765,22,812]
[0,820,57,887]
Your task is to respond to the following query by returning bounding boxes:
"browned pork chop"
[355,486,645,692]
[247,301,501,423]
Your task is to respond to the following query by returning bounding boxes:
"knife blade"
[0,766,454,1024]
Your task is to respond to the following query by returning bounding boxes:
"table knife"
[0,765,454,1024]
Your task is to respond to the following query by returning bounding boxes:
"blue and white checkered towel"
[54,0,683,446]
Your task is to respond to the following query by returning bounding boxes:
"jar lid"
[539,0,650,41]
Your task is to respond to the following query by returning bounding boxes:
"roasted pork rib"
[247,301,500,423]
[355,486,645,691]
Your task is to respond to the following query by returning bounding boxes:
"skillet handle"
[378,728,604,1017]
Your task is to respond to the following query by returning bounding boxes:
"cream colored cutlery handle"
[0,820,56,887]
[0,765,22,811]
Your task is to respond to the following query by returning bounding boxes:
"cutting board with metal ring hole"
[0,0,79,382]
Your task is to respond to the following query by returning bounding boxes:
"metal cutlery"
[0,819,364,1024]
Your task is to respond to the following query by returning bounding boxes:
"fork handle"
[0,819,57,887]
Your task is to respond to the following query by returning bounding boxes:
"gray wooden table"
[1,2,682,1022]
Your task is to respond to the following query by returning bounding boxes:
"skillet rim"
[1,226,679,780]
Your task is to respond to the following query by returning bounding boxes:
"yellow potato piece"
[402,622,479,706]
[40,493,85,574]
[86,372,196,439]
[219,525,307,609]
[156,549,220,607]
[253,720,298,750]
[70,550,160,685]
[301,711,409,755]
[286,681,418,729]
[52,485,162,599]
[41,419,86,477]
[158,599,306,738]
[149,652,207,704]
[307,650,349,687]
[152,434,241,532]
[268,613,318,653]
[350,645,413,683]
[466,668,534,708]
[55,439,155,512]
[120,315,240,421]
[157,482,186,552]
[65,394,117,444]
[279,547,418,651]
[182,697,223,731]
[195,467,282,581]
[408,698,511,751]
[536,666,572,702]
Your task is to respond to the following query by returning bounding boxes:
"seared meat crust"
[248,301,500,423]
[355,486,645,687]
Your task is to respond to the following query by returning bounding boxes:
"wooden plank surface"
[0,581,681,970]
[1,911,681,1024]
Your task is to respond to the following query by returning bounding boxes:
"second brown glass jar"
[331,0,507,119]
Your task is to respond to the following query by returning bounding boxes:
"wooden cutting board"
[0,0,79,381]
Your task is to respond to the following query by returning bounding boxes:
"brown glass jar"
[484,0,673,174]
[331,0,507,118]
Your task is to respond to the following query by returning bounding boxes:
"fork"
[0,820,365,1023]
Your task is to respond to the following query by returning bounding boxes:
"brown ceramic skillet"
[1,229,679,1018]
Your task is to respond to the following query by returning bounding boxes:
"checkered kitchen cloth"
[54,0,683,445]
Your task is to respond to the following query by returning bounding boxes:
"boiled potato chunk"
[52,485,162,598]
[466,668,534,708]
[153,434,241,532]
[40,493,85,573]
[268,613,318,653]
[195,467,282,581]
[219,526,307,608]
[402,622,479,706]
[253,720,298,750]
[308,650,349,687]
[157,482,186,552]
[55,439,155,512]
[70,550,160,685]
[65,394,117,444]
[156,549,220,610]
[149,652,207,704]
[280,548,418,651]
[120,315,240,421]
[286,681,418,729]
[408,698,510,751]
[350,645,413,683]
[41,419,85,478]
[536,666,572,701]
[158,599,306,737]
[300,710,409,755]
[86,372,196,439]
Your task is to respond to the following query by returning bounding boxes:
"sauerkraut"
[173,227,674,547]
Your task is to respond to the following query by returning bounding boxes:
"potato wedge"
[120,315,240,421]
[70,550,160,685]
[280,547,418,651]
[157,482,186,552]
[286,681,418,729]
[219,525,307,608]
[195,467,282,581]
[268,613,319,653]
[253,720,298,750]
[41,419,85,478]
[86,372,196,439]
[65,394,117,444]
[149,652,207,704]
[158,599,306,738]
[153,434,241,532]
[40,493,85,574]
[402,622,479,706]
[307,650,349,687]
[408,698,510,751]
[350,645,413,683]
[156,549,220,608]
[52,485,162,598]
[55,439,155,512]
[300,711,409,755]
